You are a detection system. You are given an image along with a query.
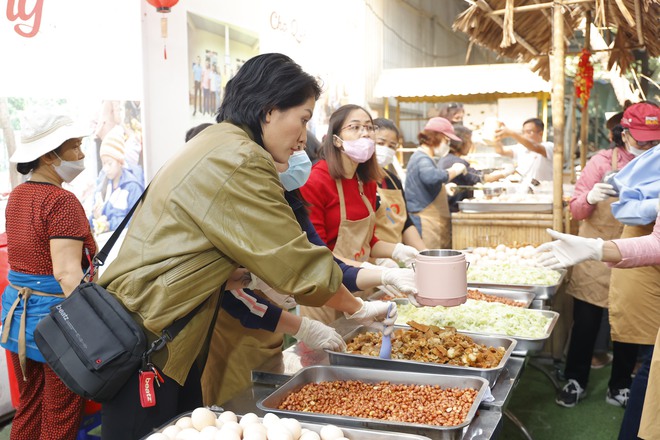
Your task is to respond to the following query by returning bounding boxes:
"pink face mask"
[335,135,375,163]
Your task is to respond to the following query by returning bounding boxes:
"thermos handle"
[411,262,416,272]
[466,261,471,270]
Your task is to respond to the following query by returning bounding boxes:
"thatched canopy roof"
[453,0,660,80]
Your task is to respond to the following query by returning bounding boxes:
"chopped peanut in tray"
[467,288,525,307]
[278,380,478,426]
[345,322,506,368]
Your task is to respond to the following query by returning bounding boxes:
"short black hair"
[523,118,544,132]
[217,53,321,147]
[185,123,213,142]
[16,159,39,175]
[373,118,400,138]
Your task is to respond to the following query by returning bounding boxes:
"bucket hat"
[424,117,461,141]
[10,110,90,163]
[621,102,660,142]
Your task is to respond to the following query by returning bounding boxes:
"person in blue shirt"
[89,126,144,234]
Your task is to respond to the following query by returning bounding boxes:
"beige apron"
[374,174,407,244]
[300,178,376,325]
[639,328,660,439]
[201,307,283,406]
[417,182,451,250]
[609,222,660,345]
[567,150,623,308]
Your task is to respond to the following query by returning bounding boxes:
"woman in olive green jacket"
[99,53,397,440]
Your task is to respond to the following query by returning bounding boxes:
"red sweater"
[300,160,379,251]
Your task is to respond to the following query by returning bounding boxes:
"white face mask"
[434,141,450,158]
[375,144,395,168]
[626,144,647,157]
[53,152,85,182]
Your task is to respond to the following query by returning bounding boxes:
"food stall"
[372,63,559,249]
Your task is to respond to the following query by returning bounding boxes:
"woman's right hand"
[345,299,398,335]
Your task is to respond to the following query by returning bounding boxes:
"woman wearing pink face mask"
[299,105,420,324]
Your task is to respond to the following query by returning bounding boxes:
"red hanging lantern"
[146,0,179,60]
[575,49,594,109]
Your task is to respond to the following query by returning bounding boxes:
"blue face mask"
[279,151,312,191]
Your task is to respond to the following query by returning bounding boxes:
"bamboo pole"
[579,11,591,171]
[552,0,566,233]
[383,97,389,119]
[569,94,578,183]
[487,0,595,15]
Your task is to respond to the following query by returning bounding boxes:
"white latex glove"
[247,273,297,309]
[502,163,516,176]
[293,317,346,351]
[587,183,618,205]
[445,182,457,196]
[360,261,382,270]
[374,258,401,269]
[392,243,419,267]
[449,162,467,176]
[535,229,604,269]
[344,298,398,335]
[381,268,417,294]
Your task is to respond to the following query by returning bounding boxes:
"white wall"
[0,0,142,100]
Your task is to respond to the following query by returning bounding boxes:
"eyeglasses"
[623,130,658,147]
[341,124,378,135]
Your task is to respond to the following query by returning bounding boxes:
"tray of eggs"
[141,407,433,440]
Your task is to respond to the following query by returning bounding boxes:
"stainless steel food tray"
[326,325,517,386]
[396,307,559,355]
[469,287,535,308]
[467,268,567,300]
[140,410,433,440]
[257,365,489,440]
[458,201,553,213]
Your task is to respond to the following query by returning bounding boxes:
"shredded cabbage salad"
[467,263,561,286]
[397,300,552,338]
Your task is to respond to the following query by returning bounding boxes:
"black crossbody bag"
[34,190,208,402]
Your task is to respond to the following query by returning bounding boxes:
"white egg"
[146,434,169,440]
[242,428,268,440]
[214,419,224,429]
[299,432,321,440]
[215,429,240,440]
[198,427,217,440]
[175,417,194,429]
[175,428,200,439]
[495,244,506,252]
[243,423,268,436]
[267,424,294,440]
[191,408,217,431]
[221,421,243,436]
[239,412,261,427]
[200,426,218,435]
[262,413,280,427]
[319,425,344,440]
[218,410,238,423]
[300,428,311,436]
[280,418,302,439]
[161,425,182,439]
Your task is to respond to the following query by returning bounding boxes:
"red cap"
[621,102,660,142]
[424,117,461,141]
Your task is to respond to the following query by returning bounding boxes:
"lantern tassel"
[164,44,167,60]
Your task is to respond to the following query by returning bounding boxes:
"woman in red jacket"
[299,105,419,323]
